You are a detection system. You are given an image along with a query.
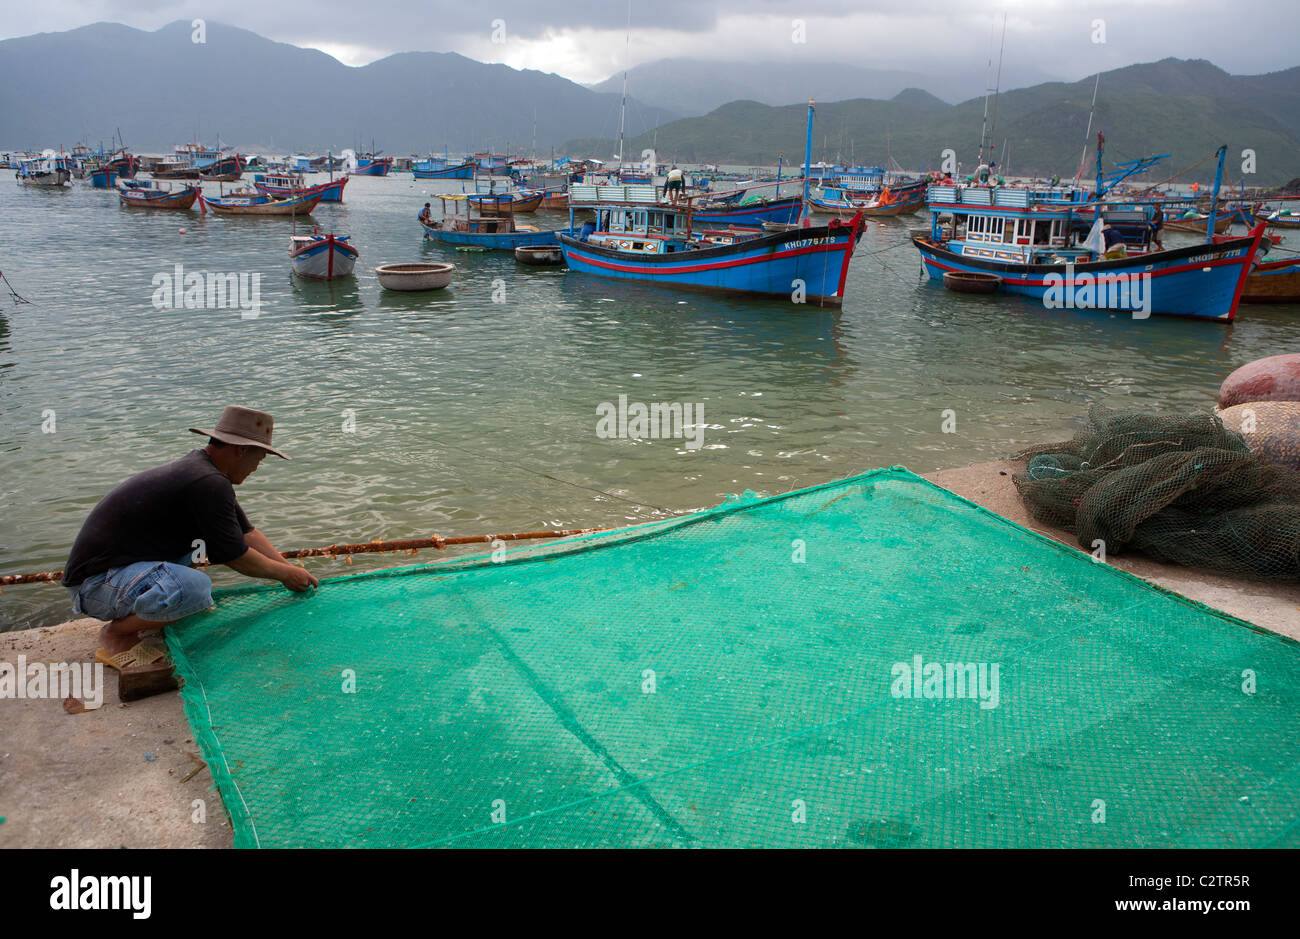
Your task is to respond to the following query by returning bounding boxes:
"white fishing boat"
[16,151,73,187]
[290,233,359,280]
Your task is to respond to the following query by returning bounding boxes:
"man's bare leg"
[98,614,173,656]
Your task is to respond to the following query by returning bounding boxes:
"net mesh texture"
[1015,406,1300,580]
[167,467,1300,848]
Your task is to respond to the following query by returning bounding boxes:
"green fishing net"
[1015,406,1300,579]
[168,467,1300,848]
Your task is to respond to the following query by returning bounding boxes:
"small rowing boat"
[200,188,322,215]
[117,178,200,209]
[290,233,359,280]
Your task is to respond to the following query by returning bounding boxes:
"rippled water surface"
[2,173,1297,629]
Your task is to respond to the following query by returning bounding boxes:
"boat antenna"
[978,26,993,165]
[1074,72,1101,186]
[989,12,1007,161]
[617,0,630,173]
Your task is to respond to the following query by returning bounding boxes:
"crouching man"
[62,406,319,672]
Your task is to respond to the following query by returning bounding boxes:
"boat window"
[1032,221,1048,245]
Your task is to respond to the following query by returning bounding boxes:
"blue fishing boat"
[912,145,1266,321]
[421,194,569,250]
[412,158,475,179]
[693,194,804,228]
[290,233,359,280]
[253,172,348,202]
[558,183,863,305]
[351,152,393,177]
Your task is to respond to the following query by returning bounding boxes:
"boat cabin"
[567,183,764,255]
[926,183,1162,264]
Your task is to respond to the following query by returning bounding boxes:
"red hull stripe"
[574,240,850,275]
[922,253,1248,287]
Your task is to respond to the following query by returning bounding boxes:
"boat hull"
[254,177,348,202]
[912,227,1265,321]
[18,170,72,187]
[557,215,865,306]
[421,221,565,250]
[1241,257,1300,303]
[411,163,475,179]
[351,159,393,177]
[694,196,803,228]
[290,235,359,280]
[89,168,119,188]
[201,191,322,215]
[470,193,544,215]
[119,185,199,209]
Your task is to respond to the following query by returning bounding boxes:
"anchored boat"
[913,144,1266,321]
[117,178,200,209]
[253,172,348,203]
[412,157,475,180]
[290,233,359,280]
[199,188,322,215]
[557,182,864,305]
[421,194,568,250]
[16,153,73,187]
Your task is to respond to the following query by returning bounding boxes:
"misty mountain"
[0,21,676,154]
[586,58,1063,116]
[567,60,1300,186]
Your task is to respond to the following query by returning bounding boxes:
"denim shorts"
[67,559,214,623]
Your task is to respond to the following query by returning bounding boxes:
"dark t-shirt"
[63,449,253,587]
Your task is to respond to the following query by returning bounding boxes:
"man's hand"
[279,564,319,593]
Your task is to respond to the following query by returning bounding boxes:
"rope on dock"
[0,527,611,587]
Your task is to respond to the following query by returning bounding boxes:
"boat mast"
[1206,145,1227,242]
[989,12,1007,166]
[617,0,630,174]
[1075,72,1101,186]
[801,98,815,223]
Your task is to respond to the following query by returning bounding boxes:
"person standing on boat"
[665,166,684,202]
[62,406,318,673]
[1150,204,1165,251]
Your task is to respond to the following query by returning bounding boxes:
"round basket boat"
[942,271,1002,294]
[514,245,563,265]
[374,262,454,291]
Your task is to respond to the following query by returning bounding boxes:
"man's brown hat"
[190,406,289,460]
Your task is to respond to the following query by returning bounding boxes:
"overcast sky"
[4,0,1294,86]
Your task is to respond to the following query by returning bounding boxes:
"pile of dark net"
[1013,406,1300,579]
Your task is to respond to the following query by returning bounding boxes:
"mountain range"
[586,58,1063,115]
[0,21,673,154]
[2,23,1297,186]
[568,59,1300,185]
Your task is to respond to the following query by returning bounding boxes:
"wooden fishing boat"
[253,172,348,202]
[88,166,119,188]
[290,233,359,280]
[558,182,865,306]
[375,262,454,291]
[693,194,803,228]
[422,194,568,250]
[539,190,569,209]
[943,271,1002,293]
[916,174,1266,321]
[1163,213,1231,235]
[469,190,544,215]
[199,154,246,182]
[1240,257,1300,303]
[810,178,927,217]
[15,154,73,187]
[1257,208,1300,230]
[411,158,475,179]
[350,154,393,177]
[199,188,322,215]
[117,179,200,209]
[515,245,564,265]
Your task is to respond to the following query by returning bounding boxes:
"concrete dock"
[2,459,1296,849]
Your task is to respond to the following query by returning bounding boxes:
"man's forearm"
[245,528,287,563]
[226,546,296,582]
